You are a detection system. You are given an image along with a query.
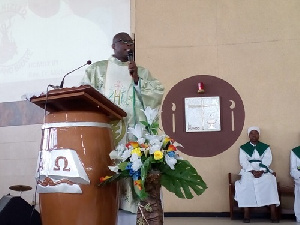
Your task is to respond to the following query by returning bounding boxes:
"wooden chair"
[278,185,294,217]
[228,172,281,220]
[228,172,242,219]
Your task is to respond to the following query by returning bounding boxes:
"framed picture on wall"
[184,96,221,132]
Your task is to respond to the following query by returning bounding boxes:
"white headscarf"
[247,126,260,136]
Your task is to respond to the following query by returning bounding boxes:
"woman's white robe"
[235,145,280,207]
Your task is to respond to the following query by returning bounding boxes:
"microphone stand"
[60,60,91,88]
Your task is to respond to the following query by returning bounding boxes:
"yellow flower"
[163,136,174,148]
[131,148,142,157]
[154,150,163,160]
[163,137,171,146]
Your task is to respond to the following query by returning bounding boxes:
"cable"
[29,85,52,224]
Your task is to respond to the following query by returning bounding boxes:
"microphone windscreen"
[87,60,92,65]
[127,50,133,61]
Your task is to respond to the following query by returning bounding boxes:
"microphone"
[127,50,134,75]
[127,49,134,62]
[59,60,92,88]
[48,84,60,89]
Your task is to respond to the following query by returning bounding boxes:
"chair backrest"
[228,172,241,185]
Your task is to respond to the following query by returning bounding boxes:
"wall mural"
[161,75,245,157]
[0,0,130,103]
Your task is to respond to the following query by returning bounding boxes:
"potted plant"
[99,107,207,225]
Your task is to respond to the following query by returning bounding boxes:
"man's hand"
[128,61,139,84]
[251,170,264,178]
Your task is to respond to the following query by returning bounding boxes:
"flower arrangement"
[99,107,207,200]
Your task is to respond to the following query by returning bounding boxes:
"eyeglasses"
[114,39,134,45]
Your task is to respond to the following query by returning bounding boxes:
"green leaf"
[149,123,159,135]
[159,160,207,199]
[137,157,151,200]
[150,123,159,129]
[173,178,185,198]
[119,162,129,171]
[140,120,151,134]
[140,121,149,127]
[151,128,158,135]
[141,157,151,184]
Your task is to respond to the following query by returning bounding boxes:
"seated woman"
[234,126,280,223]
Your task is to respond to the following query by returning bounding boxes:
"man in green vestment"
[81,32,164,219]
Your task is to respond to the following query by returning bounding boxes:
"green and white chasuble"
[104,58,136,145]
[81,56,164,213]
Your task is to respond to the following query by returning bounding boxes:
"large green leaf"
[159,160,207,199]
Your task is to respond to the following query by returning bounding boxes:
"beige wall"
[133,0,300,212]
[0,0,299,214]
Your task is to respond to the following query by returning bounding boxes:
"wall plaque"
[162,75,245,157]
[185,96,220,132]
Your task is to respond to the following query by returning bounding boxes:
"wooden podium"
[30,85,126,225]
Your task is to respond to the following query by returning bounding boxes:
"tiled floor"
[118,210,297,225]
[164,217,297,225]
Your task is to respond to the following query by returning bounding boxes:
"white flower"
[108,165,119,173]
[137,138,145,145]
[145,134,163,144]
[121,149,131,162]
[130,154,143,171]
[149,143,162,154]
[116,144,126,151]
[109,150,119,160]
[173,141,183,148]
[145,134,163,154]
[128,124,146,144]
[128,124,144,139]
[141,107,159,125]
[109,144,126,160]
[165,154,177,170]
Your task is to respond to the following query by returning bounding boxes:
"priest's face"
[249,130,259,144]
[112,33,134,62]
